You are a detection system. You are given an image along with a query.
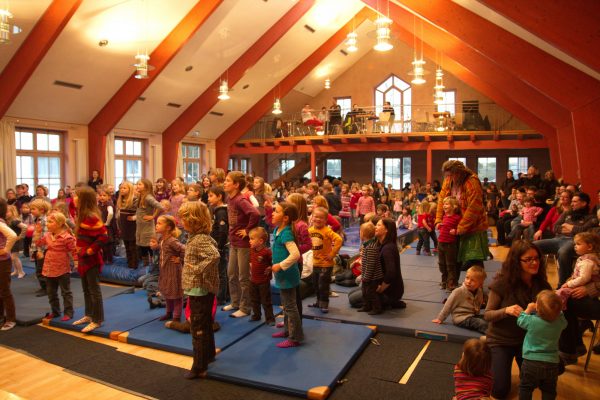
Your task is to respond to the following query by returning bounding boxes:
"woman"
[484,240,551,399]
[532,190,572,241]
[52,188,67,205]
[435,160,488,274]
[5,189,17,206]
[34,185,51,203]
[87,170,103,192]
[200,176,211,204]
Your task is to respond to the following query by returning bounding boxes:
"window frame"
[508,156,529,177]
[325,159,342,178]
[477,157,497,182]
[374,74,412,132]
[436,89,456,116]
[114,137,145,188]
[374,156,411,189]
[279,159,296,175]
[181,142,202,184]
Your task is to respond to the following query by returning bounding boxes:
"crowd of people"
[1,160,599,397]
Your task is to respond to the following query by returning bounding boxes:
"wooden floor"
[0,243,598,400]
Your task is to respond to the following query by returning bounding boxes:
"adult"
[378,101,395,133]
[499,170,516,209]
[5,189,16,206]
[435,160,488,275]
[328,101,342,134]
[484,240,551,399]
[87,170,103,192]
[534,192,598,285]
[34,185,51,203]
[373,182,388,205]
[51,188,67,205]
[517,165,541,189]
[532,190,572,241]
[539,170,558,201]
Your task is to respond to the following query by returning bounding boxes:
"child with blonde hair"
[36,212,77,321]
[136,179,166,267]
[248,227,274,324]
[30,198,52,296]
[357,222,383,315]
[436,196,462,290]
[454,338,493,400]
[6,205,27,278]
[415,200,432,256]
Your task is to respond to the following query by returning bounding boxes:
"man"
[500,170,516,209]
[534,192,598,286]
[15,184,33,213]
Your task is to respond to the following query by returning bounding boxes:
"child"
[436,197,462,291]
[136,179,165,267]
[97,185,116,264]
[30,198,51,296]
[116,181,138,269]
[339,184,351,229]
[416,200,432,256]
[454,338,493,400]
[432,266,488,333]
[0,198,18,331]
[271,202,303,347]
[376,203,391,219]
[396,206,414,230]
[311,196,342,233]
[178,201,220,379]
[20,202,34,259]
[223,171,260,318]
[428,202,439,253]
[6,205,27,278]
[186,183,201,202]
[556,232,600,308]
[509,196,542,241]
[72,186,109,333]
[393,193,403,219]
[349,183,362,223]
[169,178,186,227]
[308,207,342,313]
[153,215,186,322]
[248,227,274,325]
[154,178,170,202]
[517,290,567,400]
[357,222,383,315]
[36,212,77,321]
[356,185,375,224]
[207,186,229,305]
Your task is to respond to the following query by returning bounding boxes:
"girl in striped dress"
[454,338,493,400]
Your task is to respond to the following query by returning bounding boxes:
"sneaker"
[72,316,92,325]
[276,322,285,328]
[1,321,16,331]
[35,289,47,297]
[229,310,248,318]
[272,331,288,338]
[320,308,329,314]
[17,273,26,279]
[60,315,72,322]
[81,322,100,333]
[221,304,238,312]
[276,339,300,348]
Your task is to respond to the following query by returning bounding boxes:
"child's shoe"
[183,369,207,380]
[276,339,300,348]
[276,322,285,328]
[415,250,421,255]
[249,314,261,322]
[44,313,57,319]
[72,316,91,325]
[230,310,248,318]
[221,304,238,312]
[17,272,26,279]
[1,321,16,331]
[61,315,72,322]
[81,322,100,333]
[272,331,288,338]
[320,307,329,314]
[10,271,17,276]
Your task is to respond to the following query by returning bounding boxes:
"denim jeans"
[81,266,104,323]
[457,315,488,334]
[280,287,304,342]
[533,236,575,285]
[491,345,523,399]
[312,267,332,308]
[46,273,73,317]
[519,359,559,400]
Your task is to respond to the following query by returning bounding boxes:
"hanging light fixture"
[324,78,331,90]
[0,7,21,44]
[133,52,155,79]
[373,15,393,52]
[408,17,426,85]
[272,98,282,115]
[433,68,445,104]
[345,31,358,52]
[218,79,230,100]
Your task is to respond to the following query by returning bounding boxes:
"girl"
[556,232,600,308]
[178,201,220,379]
[154,178,170,202]
[270,202,303,348]
[356,185,375,224]
[349,183,362,224]
[20,202,34,259]
[30,198,51,296]
[376,204,391,219]
[242,175,259,207]
[0,198,18,331]
[200,176,211,204]
[207,186,229,305]
[253,176,268,231]
[153,215,186,322]
[339,184,351,229]
[436,197,462,291]
[393,193,403,219]
[72,186,109,333]
[454,338,493,400]
[97,185,116,264]
[136,179,165,267]
[170,179,186,230]
[116,181,138,269]
[52,188,67,205]
[36,212,77,321]
[396,206,414,230]
[6,205,27,278]
[416,201,432,256]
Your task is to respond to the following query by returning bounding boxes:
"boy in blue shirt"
[516,290,567,400]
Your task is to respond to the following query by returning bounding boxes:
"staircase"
[270,153,330,186]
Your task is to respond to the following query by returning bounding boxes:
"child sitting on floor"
[454,338,493,400]
[432,266,488,334]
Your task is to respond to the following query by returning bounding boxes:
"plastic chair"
[585,319,599,372]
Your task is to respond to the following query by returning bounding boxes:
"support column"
[426,146,432,183]
[571,99,600,195]
[310,147,316,183]
[555,125,579,184]
[545,130,562,179]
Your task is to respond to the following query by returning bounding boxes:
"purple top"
[227,192,260,248]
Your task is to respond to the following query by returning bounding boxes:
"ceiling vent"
[167,102,182,108]
[138,96,146,101]
[209,111,224,117]
[242,84,250,89]
[53,80,83,90]
[304,24,315,33]
[340,49,348,56]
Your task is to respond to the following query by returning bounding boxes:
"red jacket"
[76,215,108,276]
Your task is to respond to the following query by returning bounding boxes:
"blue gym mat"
[120,305,282,354]
[206,318,374,399]
[301,295,479,343]
[403,279,448,303]
[46,290,163,339]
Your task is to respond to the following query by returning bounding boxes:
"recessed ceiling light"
[185,65,193,72]
[242,84,249,89]
[98,39,108,47]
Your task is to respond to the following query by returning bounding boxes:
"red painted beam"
[0,0,82,118]
[88,0,223,176]
[215,7,374,169]
[480,0,600,73]
[571,99,600,194]
[161,0,315,180]
[389,0,600,110]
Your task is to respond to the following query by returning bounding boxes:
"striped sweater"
[76,215,109,276]
[454,366,493,400]
[360,238,383,282]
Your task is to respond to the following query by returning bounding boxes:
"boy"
[248,227,274,325]
[308,207,342,313]
[357,222,383,315]
[517,290,567,400]
[30,198,51,296]
[187,183,201,202]
[432,265,488,334]
[223,171,260,318]
[207,186,229,305]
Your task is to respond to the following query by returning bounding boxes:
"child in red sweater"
[436,197,462,291]
[248,227,274,325]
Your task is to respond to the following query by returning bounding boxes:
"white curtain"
[0,119,17,194]
[73,137,88,183]
[151,144,162,181]
[104,131,114,187]
[176,143,183,179]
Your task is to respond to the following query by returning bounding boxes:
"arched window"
[374,75,411,132]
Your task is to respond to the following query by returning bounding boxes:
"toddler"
[30,198,51,296]
[556,232,600,308]
[433,266,488,334]
[248,227,274,324]
[357,222,383,315]
[416,201,432,256]
[517,290,567,400]
[454,338,493,400]
[508,196,542,241]
[396,206,414,230]
[436,197,462,291]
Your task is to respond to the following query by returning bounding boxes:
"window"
[508,157,528,176]
[114,138,143,188]
[326,159,341,178]
[15,128,63,198]
[239,159,250,175]
[374,157,411,189]
[336,97,352,120]
[374,75,412,132]
[181,143,201,183]
[477,157,496,182]
[280,159,295,175]
[436,90,456,116]
[448,157,467,164]
[228,158,235,171]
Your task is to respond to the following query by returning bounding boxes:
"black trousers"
[519,359,559,400]
[81,266,104,323]
[34,253,46,290]
[46,273,73,317]
[189,294,216,373]
[124,240,138,268]
[249,281,274,322]
[361,279,382,312]
[312,267,332,308]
